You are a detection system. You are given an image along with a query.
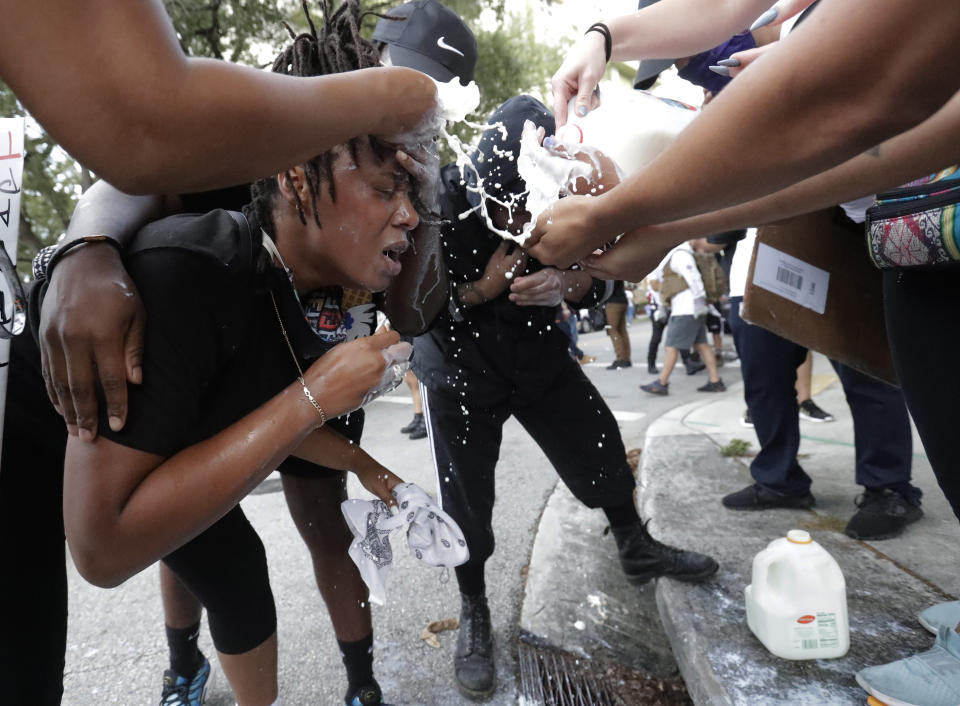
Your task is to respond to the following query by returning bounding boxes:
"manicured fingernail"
[523,119,535,131]
[131,366,142,384]
[708,65,731,76]
[749,7,778,30]
[109,416,123,432]
[543,136,557,148]
[576,105,588,117]
[79,428,94,443]
[717,58,741,67]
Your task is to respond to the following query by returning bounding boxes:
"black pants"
[422,357,635,573]
[648,316,667,368]
[0,332,288,702]
[0,332,68,706]
[884,269,960,519]
[728,297,915,499]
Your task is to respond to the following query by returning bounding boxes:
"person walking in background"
[645,276,668,375]
[604,280,632,369]
[795,351,835,423]
[641,240,724,395]
[558,302,595,364]
[399,371,428,440]
[646,272,699,376]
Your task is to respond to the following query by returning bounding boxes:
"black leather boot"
[400,413,423,434]
[455,593,495,699]
[611,521,718,585]
[406,414,427,440]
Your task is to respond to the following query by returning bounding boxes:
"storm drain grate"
[518,635,617,706]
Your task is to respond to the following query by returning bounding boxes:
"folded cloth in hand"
[341,482,469,605]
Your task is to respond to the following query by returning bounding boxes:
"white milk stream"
[432,80,699,247]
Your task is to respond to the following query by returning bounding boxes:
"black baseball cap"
[372,0,477,85]
[465,95,555,209]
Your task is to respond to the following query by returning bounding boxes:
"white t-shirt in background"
[659,242,707,316]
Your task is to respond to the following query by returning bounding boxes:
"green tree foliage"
[0,0,564,277]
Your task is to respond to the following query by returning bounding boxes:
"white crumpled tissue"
[341,482,469,605]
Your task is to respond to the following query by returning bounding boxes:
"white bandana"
[341,483,470,605]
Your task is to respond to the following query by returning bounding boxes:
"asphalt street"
[61,317,742,705]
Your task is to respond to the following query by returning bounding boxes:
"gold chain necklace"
[269,290,326,427]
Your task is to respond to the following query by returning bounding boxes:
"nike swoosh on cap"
[436,36,464,57]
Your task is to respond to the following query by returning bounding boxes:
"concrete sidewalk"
[638,356,960,704]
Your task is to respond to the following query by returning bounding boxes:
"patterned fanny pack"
[866,173,960,269]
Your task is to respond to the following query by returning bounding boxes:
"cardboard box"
[741,208,898,385]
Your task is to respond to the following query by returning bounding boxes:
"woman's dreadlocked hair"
[246,0,400,240]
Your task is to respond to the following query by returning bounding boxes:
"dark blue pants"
[729,297,917,500]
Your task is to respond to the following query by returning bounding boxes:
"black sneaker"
[407,415,427,440]
[685,362,706,375]
[455,593,495,699]
[647,364,659,375]
[697,379,726,392]
[845,489,923,541]
[799,399,834,422]
[345,680,393,706]
[607,359,632,370]
[722,484,815,511]
[640,380,669,395]
[400,413,423,434]
[740,409,754,428]
[611,521,718,585]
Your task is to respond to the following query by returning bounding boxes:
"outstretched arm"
[552,0,790,125]
[63,329,403,588]
[294,427,403,508]
[531,0,960,267]
[0,0,437,194]
[580,90,960,281]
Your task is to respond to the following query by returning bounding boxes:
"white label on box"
[752,243,829,314]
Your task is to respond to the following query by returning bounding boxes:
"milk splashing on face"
[429,79,532,242]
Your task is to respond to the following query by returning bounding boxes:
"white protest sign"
[0,117,27,460]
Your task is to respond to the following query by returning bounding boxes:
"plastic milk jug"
[745,529,849,660]
[554,82,699,177]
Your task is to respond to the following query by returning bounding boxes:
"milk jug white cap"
[786,529,812,544]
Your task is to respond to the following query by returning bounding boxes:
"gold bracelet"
[298,376,327,427]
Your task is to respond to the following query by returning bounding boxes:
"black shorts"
[276,409,364,477]
[706,312,722,334]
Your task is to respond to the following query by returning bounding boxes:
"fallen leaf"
[421,617,459,648]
